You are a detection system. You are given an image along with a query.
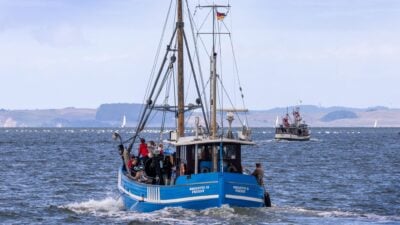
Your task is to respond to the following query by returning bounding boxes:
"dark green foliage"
[320,110,358,122]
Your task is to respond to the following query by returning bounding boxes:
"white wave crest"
[200,204,235,217]
[63,196,123,214]
[61,197,198,224]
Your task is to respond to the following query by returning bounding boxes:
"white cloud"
[1,0,400,109]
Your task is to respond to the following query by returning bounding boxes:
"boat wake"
[60,197,400,224]
[309,138,322,142]
[257,139,275,144]
[60,197,254,224]
[61,196,123,215]
[60,197,229,224]
[61,196,177,223]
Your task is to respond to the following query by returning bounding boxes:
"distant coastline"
[1,104,399,127]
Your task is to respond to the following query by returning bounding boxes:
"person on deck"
[162,154,174,185]
[137,138,149,163]
[129,157,144,181]
[179,162,187,175]
[147,140,162,184]
[157,143,164,155]
[252,163,264,185]
[227,162,238,173]
[128,156,137,176]
[147,140,155,152]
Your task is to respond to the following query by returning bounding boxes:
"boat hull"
[118,167,266,212]
[274,133,310,141]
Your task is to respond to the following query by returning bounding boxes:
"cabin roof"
[163,135,255,146]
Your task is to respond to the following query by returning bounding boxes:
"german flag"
[216,11,226,20]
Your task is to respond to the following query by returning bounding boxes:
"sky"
[0,0,399,110]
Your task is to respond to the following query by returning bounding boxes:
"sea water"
[0,128,399,224]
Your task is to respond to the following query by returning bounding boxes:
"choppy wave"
[2,127,400,224]
[60,196,400,225]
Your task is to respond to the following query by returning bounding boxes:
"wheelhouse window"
[183,143,242,175]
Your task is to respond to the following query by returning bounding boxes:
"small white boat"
[373,120,378,128]
[121,115,127,128]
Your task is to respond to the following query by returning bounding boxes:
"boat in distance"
[275,106,310,141]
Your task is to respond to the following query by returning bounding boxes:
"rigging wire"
[195,7,212,58]
[219,11,236,104]
[138,0,174,123]
[186,0,211,127]
[131,1,250,145]
[172,65,177,128]
[217,76,245,126]
[217,6,247,128]
[141,62,175,131]
[127,4,179,153]
[159,66,173,142]
[217,17,225,134]
[134,26,178,135]
[182,28,211,134]
[184,107,195,126]
[135,1,177,144]
[197,8,213,35]
[223,18,250,127]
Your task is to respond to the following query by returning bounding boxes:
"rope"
[217,18,225,134]
[138,0,174,123]
[142,60,176,127]
[159,65,174,142]
[224,20,250,127]
[186,0,211,129]
[217,76,245,126]
[128,1,177,153]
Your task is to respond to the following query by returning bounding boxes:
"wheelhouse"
[165,136,254,177]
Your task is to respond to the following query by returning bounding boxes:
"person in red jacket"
[137,138,149,163]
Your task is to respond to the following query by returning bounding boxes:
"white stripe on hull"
[225,194,264,203]
[275,133,310,140]
[119,171,263,205]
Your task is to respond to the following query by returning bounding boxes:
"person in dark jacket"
[252,163,264,185]
[162,155,174,185]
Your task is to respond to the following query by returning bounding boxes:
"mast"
[192,3,230,172]
[195,3,230,140]
[177,0,185,137]
[210,6,218,172]
[210,6,217,139]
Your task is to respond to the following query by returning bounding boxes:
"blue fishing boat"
[113,0,271,212]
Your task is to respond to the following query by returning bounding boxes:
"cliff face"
[0,104,399,127]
